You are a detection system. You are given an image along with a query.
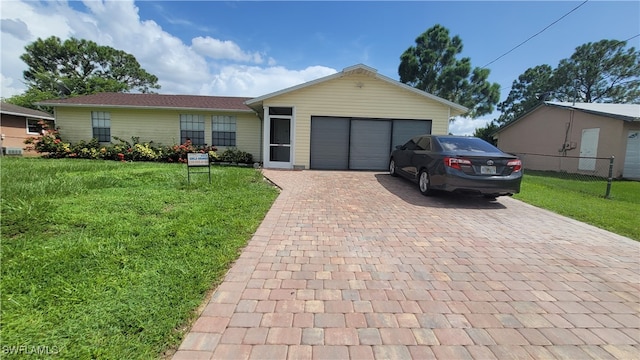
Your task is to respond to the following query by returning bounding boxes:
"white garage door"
[310,116,431,170]
[623,131,640,179]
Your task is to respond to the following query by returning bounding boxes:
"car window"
[403,139,419,150]
[437,137,501,153]
[416,137,431,151]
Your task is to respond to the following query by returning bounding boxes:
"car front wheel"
[418,169,432,196]
[389,159,398,177]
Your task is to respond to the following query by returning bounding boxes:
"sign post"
[187,153,211,184]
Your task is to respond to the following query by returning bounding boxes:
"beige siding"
[55,107,261,160]
[263,73,451,168]
[55,108,94,143]
[217,114,262,161]
[496,106,634,178]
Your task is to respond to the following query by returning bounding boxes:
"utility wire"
[481,0,589,69]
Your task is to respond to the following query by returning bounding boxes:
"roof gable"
[0,102,55,120]
[37,93,253,112]
[245,64,468,115]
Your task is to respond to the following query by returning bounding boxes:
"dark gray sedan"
[389,135,523,198]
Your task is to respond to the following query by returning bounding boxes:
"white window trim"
[26,118,54,135]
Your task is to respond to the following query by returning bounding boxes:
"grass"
[1,157,278,359]
[514,170,640,241]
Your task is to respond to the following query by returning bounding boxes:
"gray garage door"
[350,119,392,170]
[392,119,431,149]
[310,117,349,169]
[310,116,431,170]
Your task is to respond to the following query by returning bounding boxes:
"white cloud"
[192,36,263,63]
[201,65,337,97]
[0,0,335,99]
[448,116,493,136]
[0,1,73,99]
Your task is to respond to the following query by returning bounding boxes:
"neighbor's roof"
[546,102,640,122]
[495,101,640,135]
[37,93,254,112]
[245,64,469,116]
[0,102,55,120]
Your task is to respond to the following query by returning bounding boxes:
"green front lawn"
[1,158,278,359]
[514,171,640,241]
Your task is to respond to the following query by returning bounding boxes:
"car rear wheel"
[389,159,398,177]
[418,169,432,196]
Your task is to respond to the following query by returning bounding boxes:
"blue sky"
[1,0,639,134]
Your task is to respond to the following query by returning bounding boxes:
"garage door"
[350,119,392,170]
[392,119,431,149]
[310,116,431,170]
[310,117,349,169]
[623,131,640,179]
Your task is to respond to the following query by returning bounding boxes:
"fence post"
[605,155,614,199]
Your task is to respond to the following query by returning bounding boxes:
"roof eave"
[494,103,546,134]
[35,102,254,113]
[0,110,55,120]
[545,102,638,122]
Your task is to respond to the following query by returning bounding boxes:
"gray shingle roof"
[546,102,640,121]
[0,102,55,120]
[37,93,253,112]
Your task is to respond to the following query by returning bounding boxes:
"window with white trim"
[27,118,55,134]
[91,111,111,142]
[212,115,236,146]
[180,114,205,146]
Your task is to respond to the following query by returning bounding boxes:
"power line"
[481,0,590,69]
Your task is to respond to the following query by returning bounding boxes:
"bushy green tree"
[496,65,554,124]
[496,39,639,125]
[399,25,500,118]
[472,121,499,145]
[553,40,640,103]
[6,36,160,110]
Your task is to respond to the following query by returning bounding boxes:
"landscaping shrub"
[218,147,254,164]
[24,124,222,164]
[23,121,71,158]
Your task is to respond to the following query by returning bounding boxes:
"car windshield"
[438,137,501,153]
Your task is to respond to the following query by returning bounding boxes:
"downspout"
[560,109,574,156]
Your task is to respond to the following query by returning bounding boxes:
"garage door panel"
[349,119,391,170]
[392,120,431,149]
[310,116,349,169]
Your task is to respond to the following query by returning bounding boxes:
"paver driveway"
[173,170,639,360]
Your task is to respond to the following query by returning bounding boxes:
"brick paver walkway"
[173,170,639,359]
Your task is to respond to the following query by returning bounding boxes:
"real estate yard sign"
[187,153,211,184]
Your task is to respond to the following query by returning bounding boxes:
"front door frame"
[263,106,295,169]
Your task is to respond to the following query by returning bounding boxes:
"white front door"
[264,107,293,169]
[578,128,599,171]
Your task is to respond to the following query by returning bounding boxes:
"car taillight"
[507,159,522,172]
[444,157,472,170]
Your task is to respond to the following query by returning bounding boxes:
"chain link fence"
[515,153,615,198]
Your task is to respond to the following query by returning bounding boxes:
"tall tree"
[553,39,640,103]
[496,39,640,126]
[496,65,555,124]
[7,36,160,110]
[399,25,500,118]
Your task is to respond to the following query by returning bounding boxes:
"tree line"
[6,28,639,144]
